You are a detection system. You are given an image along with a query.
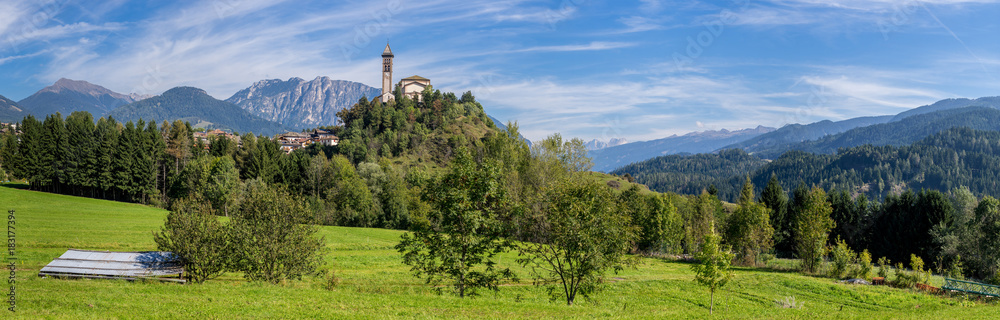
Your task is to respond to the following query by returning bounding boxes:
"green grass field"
[2,184,997,319]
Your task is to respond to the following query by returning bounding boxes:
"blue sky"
[1,0,999,142]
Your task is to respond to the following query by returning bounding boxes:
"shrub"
[877,257,891,279]
[153,195,228,283]
[892,262,917,288]
[828,237,855,279]
[910,254,930,285]
[946,254,964,280]
[854,250,873,281]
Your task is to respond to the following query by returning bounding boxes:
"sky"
[1,0,999,143]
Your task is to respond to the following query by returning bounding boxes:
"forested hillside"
[614,127,1000,202]
[725,115,893,158]
[0,94,24,122]
[747,107,1000,158]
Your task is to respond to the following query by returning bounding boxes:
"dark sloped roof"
[39,249,185,282]
[401,75,429,81]
[382,43,393,56]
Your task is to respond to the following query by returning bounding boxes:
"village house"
[193,129,240,149]
[273,130,339,154]
[0,122,17,134]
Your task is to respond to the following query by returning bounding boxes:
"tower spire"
[381,43,394,103]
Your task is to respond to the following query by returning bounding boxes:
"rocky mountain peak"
[226,77,381,129]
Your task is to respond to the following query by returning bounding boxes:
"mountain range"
[584,138,629,151]
[108,87,288,135]
[590,95,1000,172]
[17,78,149,117]
[225,77,381,129]
[588,126,775,172]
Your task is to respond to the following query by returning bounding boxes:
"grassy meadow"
[2,183,998,319]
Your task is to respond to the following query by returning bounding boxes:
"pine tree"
[761,174,790,255]
[65,111,97,196]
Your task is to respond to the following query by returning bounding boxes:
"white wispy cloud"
[511,41,637,53]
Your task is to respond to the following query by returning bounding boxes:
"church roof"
[382,43,393,56]
[401,75,429,81]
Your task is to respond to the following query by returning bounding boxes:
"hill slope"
[725,115,893,158]
[589,126,774,172]
[746,107,1000,159]
[225,77,380,129]
[891,96,1000,122]
[0,93,24,122]
[7,184,997,319]
[108,87,287,135]
[17,78,146,117]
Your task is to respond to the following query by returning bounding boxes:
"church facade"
[379,44,430,103]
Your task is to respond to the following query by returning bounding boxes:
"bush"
[828,237,855,279]
[910,254,930,285]
[854,250,873,281]
[947,255,964,280]
[892,262,917,288]
[877,257,891,279]
[153,195,228,283]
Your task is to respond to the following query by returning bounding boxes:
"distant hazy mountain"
[18,78,148,117]
[0,94,24,122]
[226,77,381,129]
[725,115,894,157]
[760,106,1000,158]
[890,96,1000,122]
[589,126,775,172]
[108,87,287,135]
[584,138,628,151]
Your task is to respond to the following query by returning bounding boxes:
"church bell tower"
[381,43,394,103]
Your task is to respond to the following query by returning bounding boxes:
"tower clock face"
[384,73,391,80]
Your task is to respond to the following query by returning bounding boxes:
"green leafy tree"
[795,187,835,273]
[517,178,637,305]
[204,156,242,217]
[396,148,515,298]
[691,228,734,315]
[153,194,228,283]
[326,155,376,226]
[228,180,325,283]
[725,177,774,266]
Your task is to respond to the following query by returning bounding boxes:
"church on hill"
[379,44,431,103]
